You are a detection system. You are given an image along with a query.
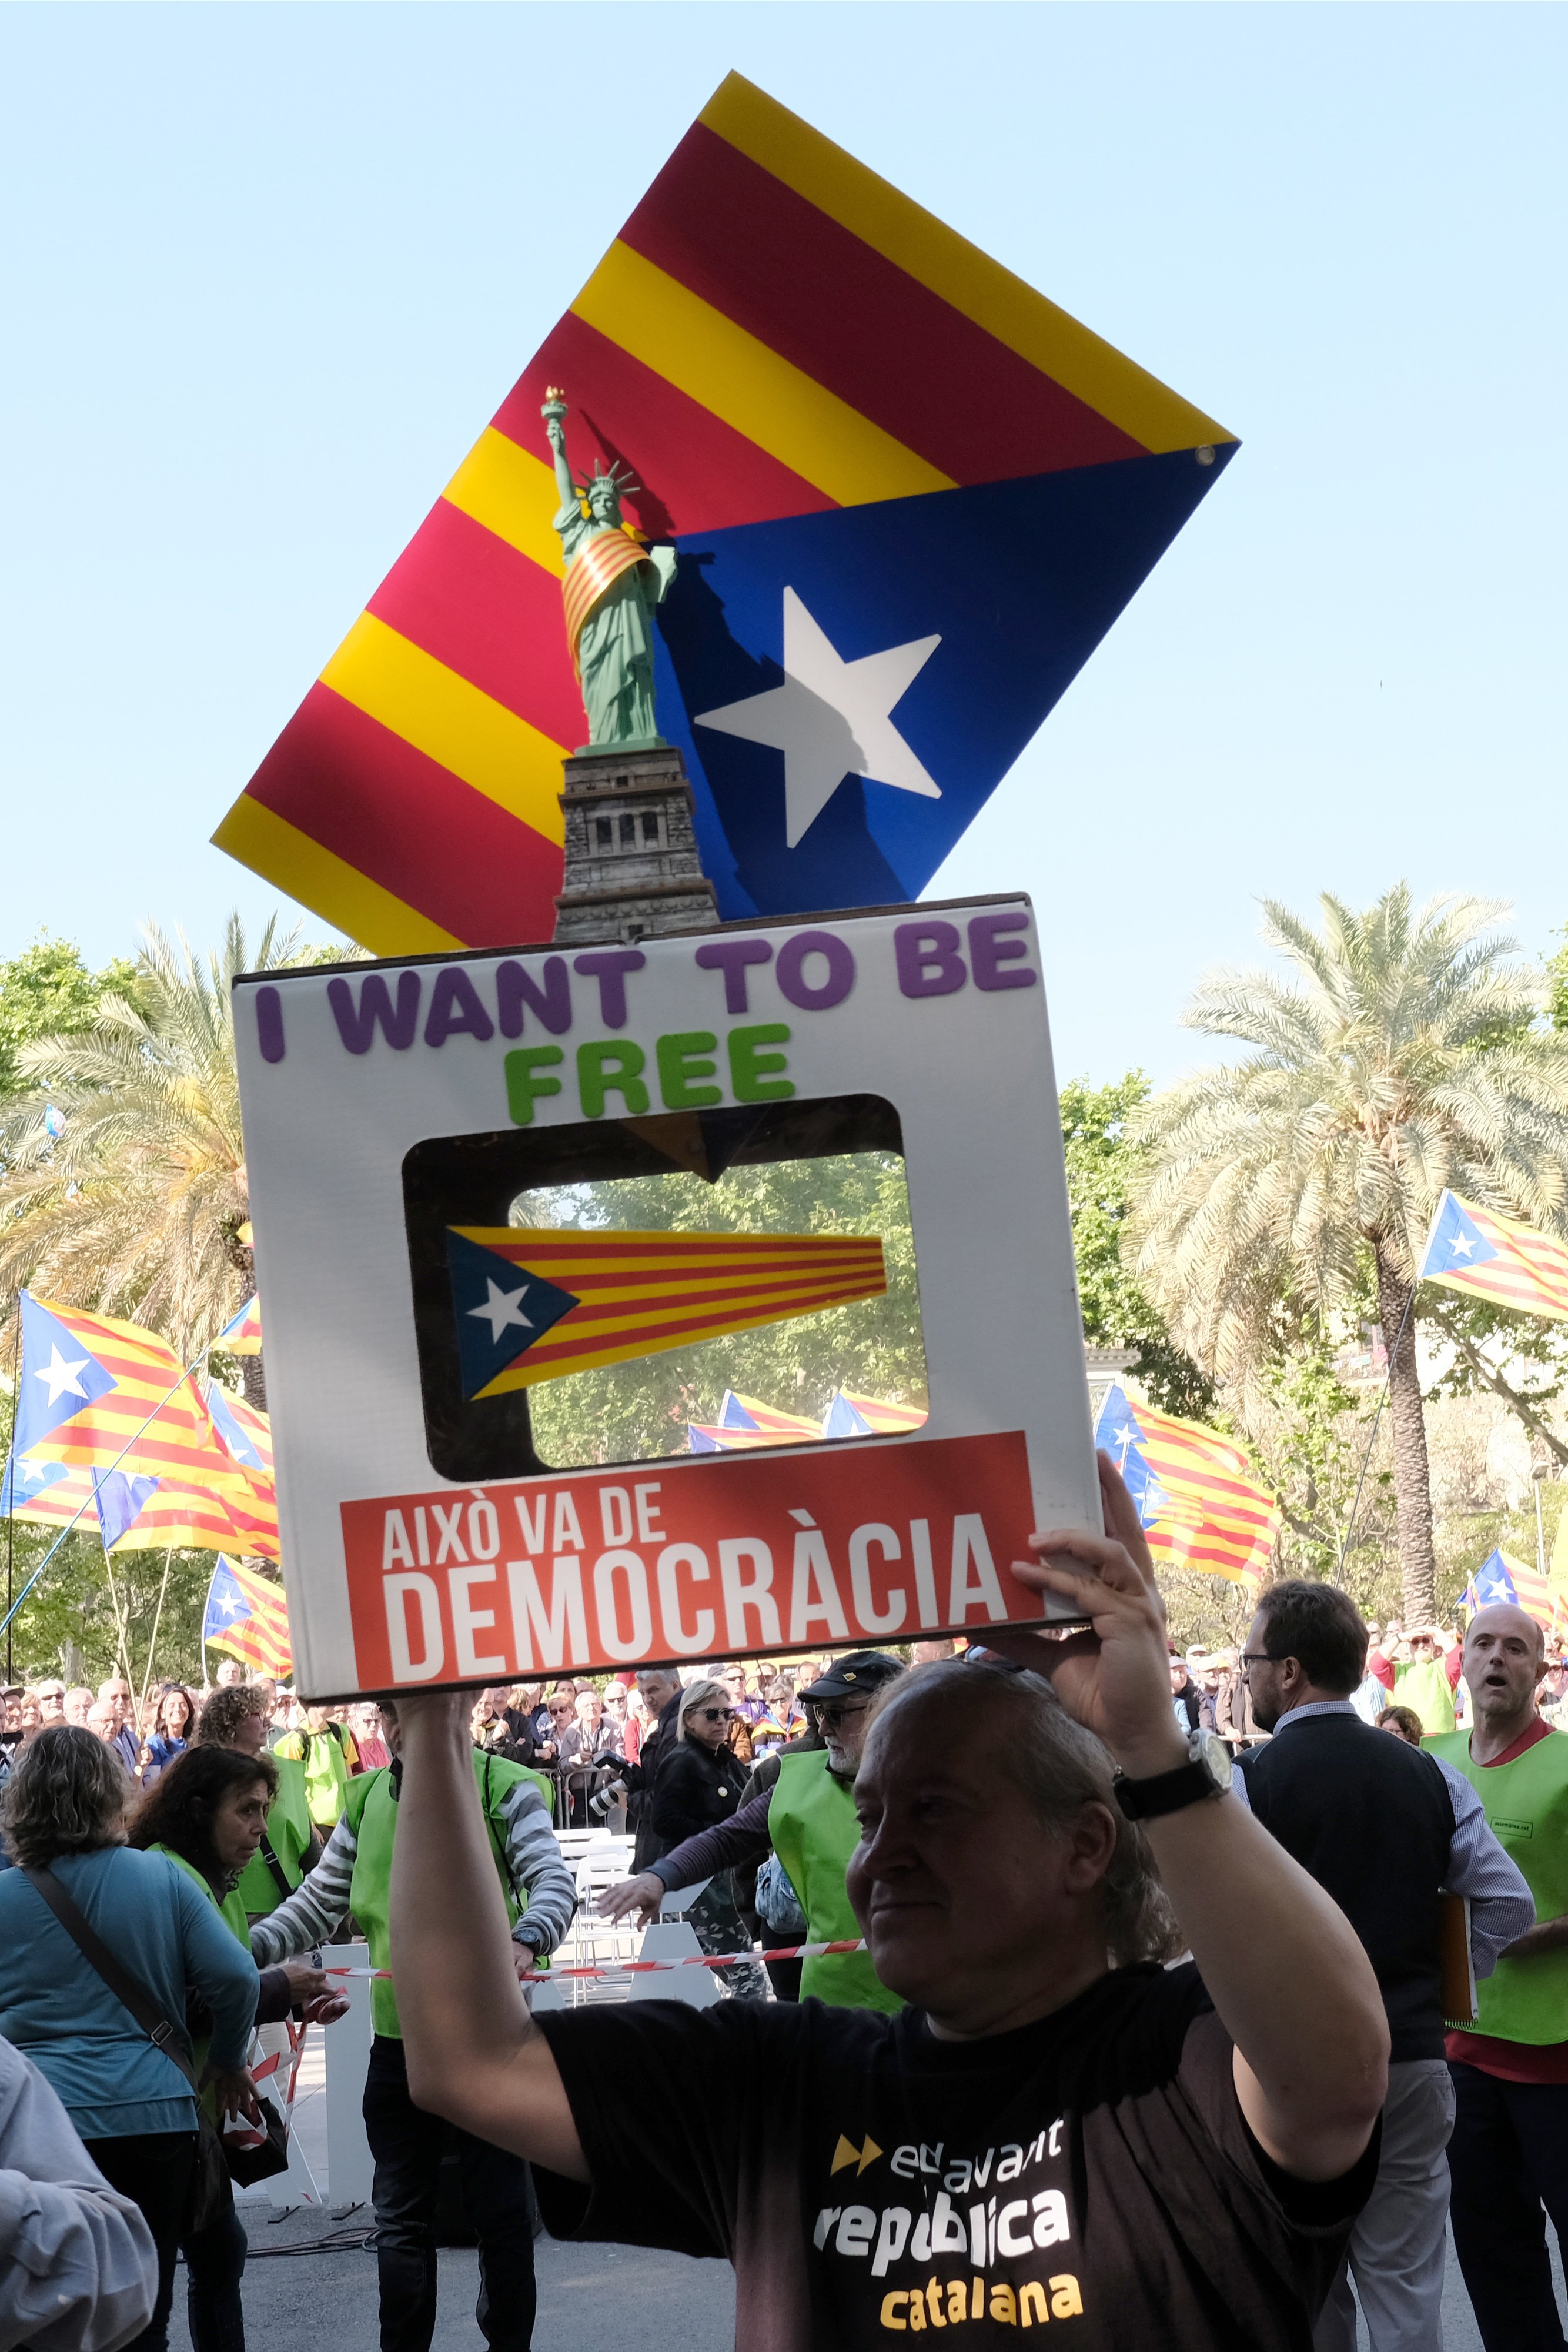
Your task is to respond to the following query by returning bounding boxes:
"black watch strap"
[1112,1758,1222,1822]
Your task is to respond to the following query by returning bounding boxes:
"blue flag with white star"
[12,1293,118,1456]
[446,1231,580,1402]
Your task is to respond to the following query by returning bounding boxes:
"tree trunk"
[240,1347,267,1412]
[1373,1238,1437,1621]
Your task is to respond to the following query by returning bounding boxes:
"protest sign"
[233,894,1099,1696]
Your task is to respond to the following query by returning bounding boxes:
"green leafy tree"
[0,916,328,1372]
[1126,888,1568,1619]
[1059,1075,1214,1418]
[0,937,141,1101]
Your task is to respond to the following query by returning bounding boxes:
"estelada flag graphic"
[203,1556,293,1676]
[1095,1382,1279,1586]
[218,1297,264,1356]
[213,73,1234,954]
[447,1226,886,1397]
[11,1294,280,1558]
[688,1390,821,1451]
[1419,1190,1568,1323]
[1461,1547,1563,1635]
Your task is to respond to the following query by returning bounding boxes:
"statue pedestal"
[552,744,719,946]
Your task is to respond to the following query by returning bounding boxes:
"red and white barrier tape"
[324,1937,867,1984]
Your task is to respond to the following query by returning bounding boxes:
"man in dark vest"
[1235,1579,1531,2352]
[624,1666,685,1873]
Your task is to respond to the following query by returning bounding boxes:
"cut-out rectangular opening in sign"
[403,1091,923,1483]
[233,896,1100,1698]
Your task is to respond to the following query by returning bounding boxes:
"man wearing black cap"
[598,1650,906,2010]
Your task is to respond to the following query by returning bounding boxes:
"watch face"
[1196,1730,1233,1792]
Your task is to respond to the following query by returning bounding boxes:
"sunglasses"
[696,1707,735,1724]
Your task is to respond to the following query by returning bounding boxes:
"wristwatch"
[1112,1728,1233,1820]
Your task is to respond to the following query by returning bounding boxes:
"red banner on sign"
[341,1431,1041,1687]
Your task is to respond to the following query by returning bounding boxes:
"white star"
[1448,1234,1476,1258]
[213,1592,243,1622]
[20,1461,53,1488]
[34,1345,91,1408]
[694,587,941,848]
[469,1279,534,1345]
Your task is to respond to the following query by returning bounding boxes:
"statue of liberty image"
[543,389,677,751]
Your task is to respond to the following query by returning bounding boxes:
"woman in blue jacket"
[0,1726,258,2352]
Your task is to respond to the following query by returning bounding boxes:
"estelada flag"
[689,1390,822,1451]
[447,1226,886,1398]
[1420,1191,1568,1323]
[213,72,1233,956]
[1095,1382,1279,1586]
[10,1294,280,1558]
[218,1297,264,1356]
[203,1556,293,1676]
[824,1389,928,1437]
[1460,1547,1563,1636]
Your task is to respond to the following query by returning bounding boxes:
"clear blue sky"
[2,3,1563,1085]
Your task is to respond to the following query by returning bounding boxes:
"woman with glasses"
[139,1685,199,1790]
[649,1680,770,1997]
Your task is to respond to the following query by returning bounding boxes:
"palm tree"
[1125,888,1568,1618]
[0,914,316,1389]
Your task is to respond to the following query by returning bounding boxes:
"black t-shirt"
[534,1963,1375,2351]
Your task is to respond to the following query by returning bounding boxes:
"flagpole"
[139,1546,175,1723]
[0,1315,232,1642]
[5,1306,19,1684]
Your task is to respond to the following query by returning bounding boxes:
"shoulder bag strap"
[22,1865,200,2094]
[258,1835,293,1901]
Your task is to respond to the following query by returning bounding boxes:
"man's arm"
[248,1817,356,1963]
[391,1698,586,2180]
[494,1778,577,1956]
[597,1790,774,1924]
[0,2040,157,2352]
[991,1454,1389,2184]
[1432,1760,1536,1975]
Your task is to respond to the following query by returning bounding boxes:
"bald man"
[1427,1605,1568,2351]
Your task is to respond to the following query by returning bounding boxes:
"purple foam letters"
[694,937,773,1015]
[775,930,855,1011]
[573,949,646,1031]
[254,985,285,1065]
[423,968,496,1047]
[894,922,966,999]
[327,970,422,1054]
[496,957,572,1038]
[968,912,1037,992]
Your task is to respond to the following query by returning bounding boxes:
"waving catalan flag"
[218,1297,263,1356]
[1460,1548,1564,1635]
[212,72,1232,953]
[1419,1191,1568,1323]
[203,1557,293,1677]
[10,1294,280,1559]
[688,1390,823,1451]
[1095,1383,1279,1586]
[824,1389,929,1438]
[447,1226,885,1398]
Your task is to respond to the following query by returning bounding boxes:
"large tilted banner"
[212,72,1232,956]
[233,897,1100,1695]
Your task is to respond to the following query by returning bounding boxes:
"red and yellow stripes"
[214,73,1232,957]
[1426,1195,1568,1322]
[456,1226,887,1394]
[1129,1399,1280,1586]
[836,1391,928,1433]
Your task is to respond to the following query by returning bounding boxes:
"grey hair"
[676,1677,730,1740]
[1,1725,131,1870]
[868,1661,1182,1967]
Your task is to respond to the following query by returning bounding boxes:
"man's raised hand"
[988,1453,1189,1779]
[596,1872,664,1925]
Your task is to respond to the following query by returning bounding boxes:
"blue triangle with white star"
[1,1454,71,1511]
[1422,1192,1497,1279]
[13,1293,118,1456]
[446,1231,580,1402]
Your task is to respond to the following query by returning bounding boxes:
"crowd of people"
[5,1519,1568,2352]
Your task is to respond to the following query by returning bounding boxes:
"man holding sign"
[389,1458,1389,2349]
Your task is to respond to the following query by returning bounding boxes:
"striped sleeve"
[248,1816,358,1963]
[497,1780,577,1956]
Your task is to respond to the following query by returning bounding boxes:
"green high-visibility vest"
[767,1750,902,2014]
[1396,1658,1457,1736]
[151,1844,254,2118]
[1427,1724,1568,2044]
[238,1754,313,1918]
[345,1752,553,2039]
[276,1725,356,1829]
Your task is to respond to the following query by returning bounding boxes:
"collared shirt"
[1231,1699,1534,1978]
